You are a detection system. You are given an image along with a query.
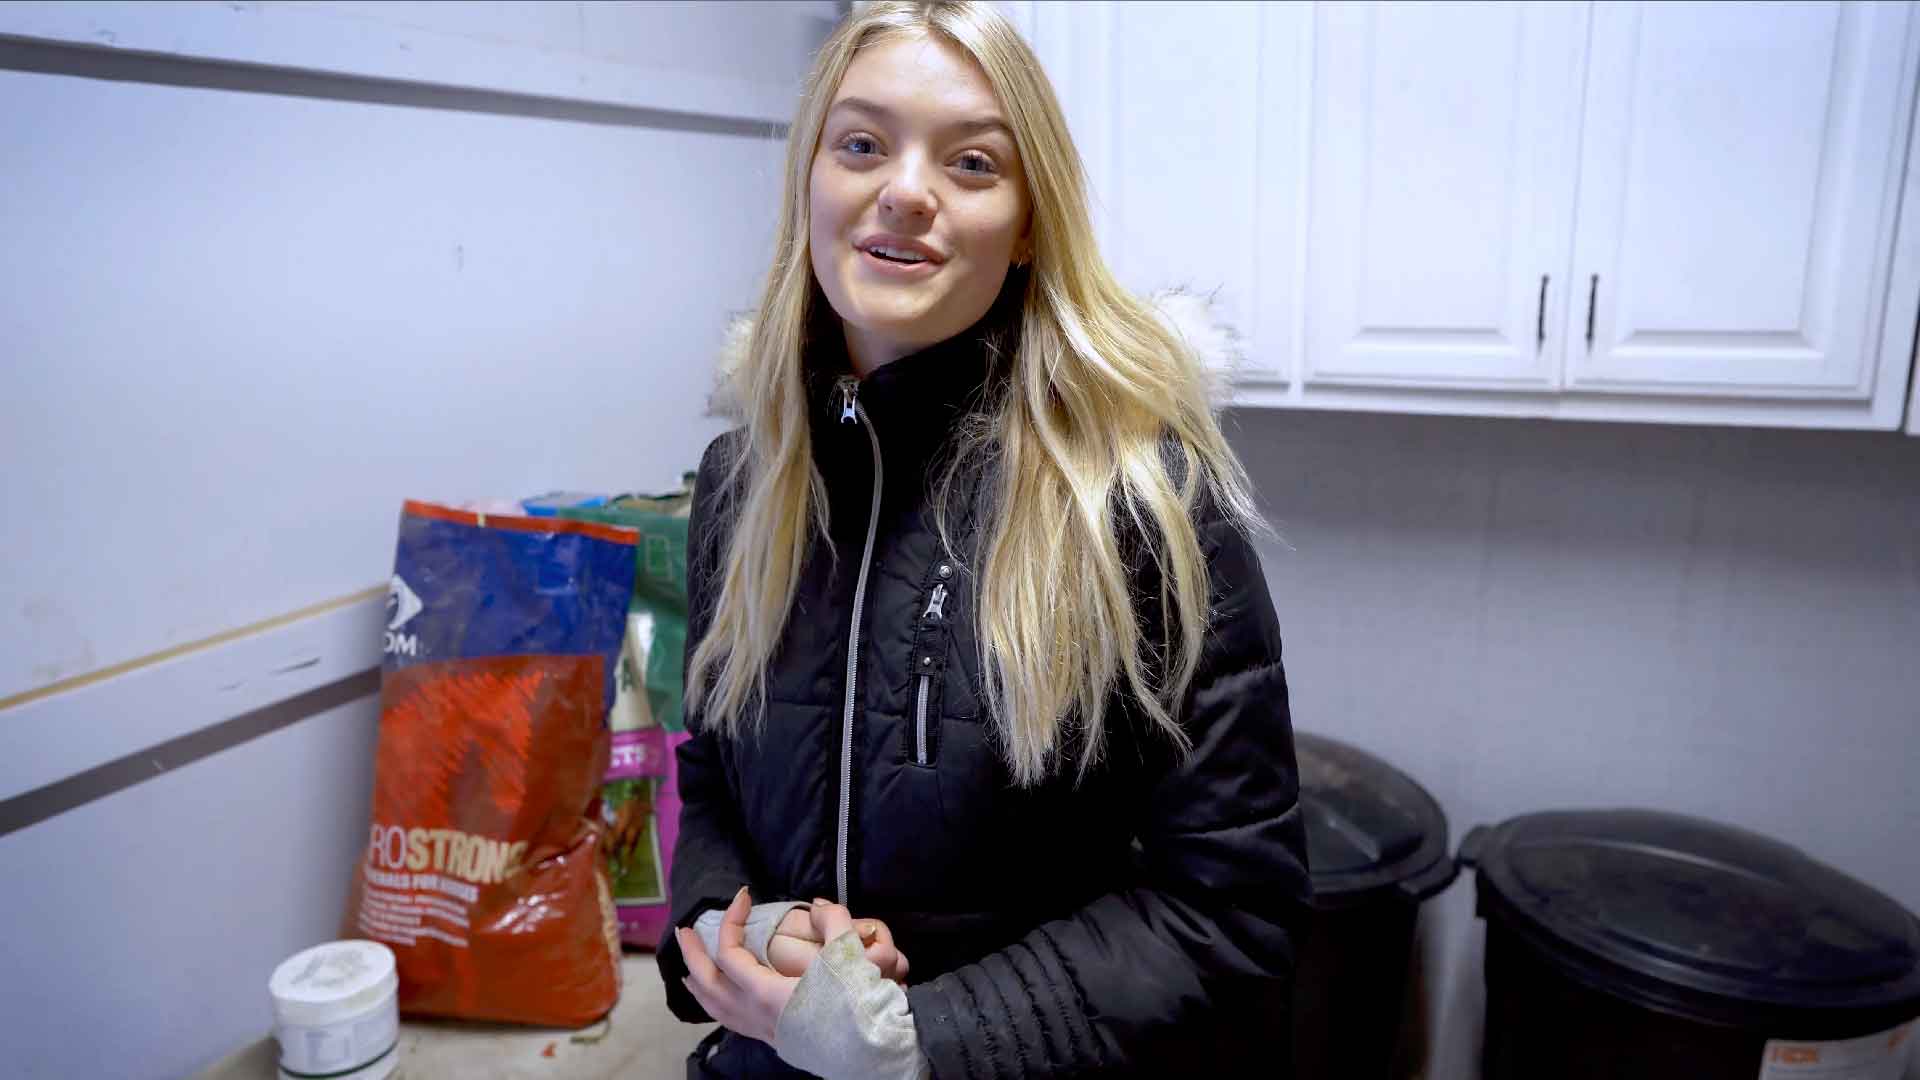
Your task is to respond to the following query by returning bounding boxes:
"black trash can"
[1461,809,1920,1080]
[1293,732,1458,1080]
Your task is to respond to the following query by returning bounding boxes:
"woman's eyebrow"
[829,96,1013,139]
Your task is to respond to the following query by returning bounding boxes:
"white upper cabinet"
[1564,0,1915,423]
[1022,0,1920,429]
[1023,1,1306,384]
[1105,4,1266,375]
[1303,1,1586,392]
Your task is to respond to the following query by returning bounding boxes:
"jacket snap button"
[937,564,952,579]
[922,655,933,667]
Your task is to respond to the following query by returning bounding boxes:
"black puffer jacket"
[659,298,1310,1078]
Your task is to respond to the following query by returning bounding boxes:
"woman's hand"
[766,900,910,983]
[770,901,927,1080]
[676,887,798,1044]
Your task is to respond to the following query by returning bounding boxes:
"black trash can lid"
[1296,732,1456,910]
[1461,809,1920,1036]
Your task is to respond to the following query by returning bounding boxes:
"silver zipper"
[836,374,882,907]
[914,675,931,765]
[914,583,946,767]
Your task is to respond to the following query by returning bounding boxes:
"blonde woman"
[662,3,1309,1076]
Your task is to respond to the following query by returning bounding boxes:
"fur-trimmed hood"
[706,287,1243,419]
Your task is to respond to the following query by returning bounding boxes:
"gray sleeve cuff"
[691,900,811,966]
[773,930,929,1080]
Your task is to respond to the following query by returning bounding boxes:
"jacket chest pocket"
[904,559,970,767]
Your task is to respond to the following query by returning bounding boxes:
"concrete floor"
[198,953,713,1080]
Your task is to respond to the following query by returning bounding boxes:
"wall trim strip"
[0,667,380,839]
[0,36,786,138]
[0,585,386,715]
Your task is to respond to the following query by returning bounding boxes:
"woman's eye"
[838,135,878,156]
[954,152,998,175]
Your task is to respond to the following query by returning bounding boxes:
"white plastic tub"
[268,940,400,1080]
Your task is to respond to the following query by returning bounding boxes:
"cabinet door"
[1302,1,1587,390]
[1566,0,1915,403]
[1026,1,1307,385]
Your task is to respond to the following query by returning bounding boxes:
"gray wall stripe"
[0,667,380,839]
[0,35,784,138]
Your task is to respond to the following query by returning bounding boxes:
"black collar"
[805,270,1025,469]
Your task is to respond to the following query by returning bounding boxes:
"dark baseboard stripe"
[0,667,381,839]
[0,34,785,139]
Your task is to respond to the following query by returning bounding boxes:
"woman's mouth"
[859,245,941,276]
[866,243,931,265]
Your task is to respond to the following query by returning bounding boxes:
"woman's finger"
[808,900,857,944]
[677,927,747,1023]
[680,926,749,998]
[712,889,788,993]
[684,976,753,1039]
[862,936,901,978]
[681,966,723,1021]
[778,905,822,943]
[679,926,729,991]
[849,917,908,982]
[860,914,902,976]
[677,926,720,985]
[716,887,752,952]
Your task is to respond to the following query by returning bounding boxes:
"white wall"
[1227,406,1920,1078]
[0,693,383,1079]
[0,0,846,702]
[0,3,833,1075]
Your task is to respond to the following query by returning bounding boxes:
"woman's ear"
[1012,225,1034,268]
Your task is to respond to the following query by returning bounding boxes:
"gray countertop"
[198,952,713,1080]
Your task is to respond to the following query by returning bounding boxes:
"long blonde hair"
[686,0,1262,785]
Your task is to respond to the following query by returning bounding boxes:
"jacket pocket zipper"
[914,582,947,767]
[913,674,932,766]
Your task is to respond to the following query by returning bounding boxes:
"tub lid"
[1297,732,1456,909]
[1461,809,1920,1036]
[270,940,398,1022]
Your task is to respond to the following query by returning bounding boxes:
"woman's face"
[809,33,1031,374]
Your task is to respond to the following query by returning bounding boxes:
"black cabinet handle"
[1536,274,1548,349]
[1585,274,1599,348]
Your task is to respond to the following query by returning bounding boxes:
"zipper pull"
[923,583,947,621]
[838,375,860,424]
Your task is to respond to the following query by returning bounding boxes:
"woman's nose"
[879,154,937,222]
